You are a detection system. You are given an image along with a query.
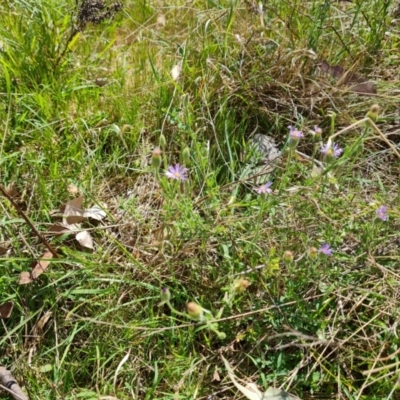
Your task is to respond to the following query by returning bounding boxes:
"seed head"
[308,246,318,259]
[367,104,380,122]
[151,147,162,169]
[234,278,251,293]
[283,251,294,263]
[186,302,203,320]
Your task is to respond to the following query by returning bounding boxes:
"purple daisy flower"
[376,206,388,221]
[255,181,273,194]
[165,164,188,181]
[319,243,333,256]
[320,142,343,158]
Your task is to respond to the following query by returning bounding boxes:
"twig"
[0,367,29,400]
[329,117,400,160]
[0,185,58,258]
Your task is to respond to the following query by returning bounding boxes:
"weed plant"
[1,0,400,399]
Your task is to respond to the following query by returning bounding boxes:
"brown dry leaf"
[66,215,86,224]
[18,251,53,285]
[33,311,52,336]
[318,59,376,96]
[76,230,94,249]
[222,356,301,400]
[25,311,53,355]
[213,367,220,382]
[48,223,71,234]
[63,196,85,226]
[18,272,33,285]
[83,205,107,221]
[0,246,7,256]
[67,183,79,195]
[32,251,53,279]
[5,182,18,197]
[65,196,84,210]
[0,301,14,318]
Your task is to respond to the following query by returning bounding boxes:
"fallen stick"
[0,184,59,258]
[0,367,29,400]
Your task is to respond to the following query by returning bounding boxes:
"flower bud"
[151,147,162,170]
[312,125,322,141]
[159,133,167,150]
[187,302,203,320]
[216,331,226,340]
[233,278,251,293]
[366,104,379,123]
[288,126,304,150]
[181,146,191,165]
[283,251,294,263]
[308,246,318,260]
[160,287,171,304]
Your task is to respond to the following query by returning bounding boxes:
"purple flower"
[255,181,273,194]
[320,142,343,158]
[289,126,304,140]
[165,164,188,181]
[376,206,388,221]
[319,243,333,256]
[288,126,304,150]
[312,125,322,141]
[314,125,322,135]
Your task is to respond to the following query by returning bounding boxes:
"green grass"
[1,0,400,399]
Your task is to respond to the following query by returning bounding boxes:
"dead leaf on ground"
[213,367,220,382]
[0,301,14,318]
[25,311,53,355]
[66,215,86,224]
[32,251,53,279]
[318,59,377,96]
[18,251,53,285]
[18,272,34,285]
[222,356,301,400]
[63,196,85,225]
[5,182,18,197]
[0,246,7,256]
[33,311,52,336]
[76,230,94,249]
[48,223,72,235]
[83,205,107,221]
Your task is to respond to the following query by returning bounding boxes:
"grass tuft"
[1,1,400,399]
